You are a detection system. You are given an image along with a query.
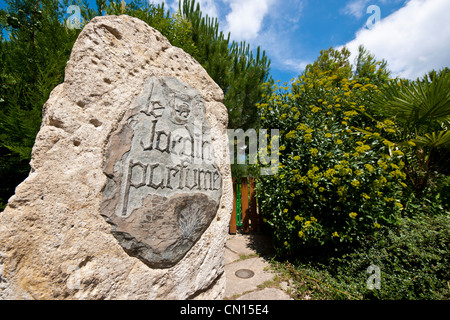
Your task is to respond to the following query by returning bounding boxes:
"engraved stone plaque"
[101,77,222,269]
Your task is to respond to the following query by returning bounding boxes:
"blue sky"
[1,0,449,84]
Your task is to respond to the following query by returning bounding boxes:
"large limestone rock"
[0,15,232,300]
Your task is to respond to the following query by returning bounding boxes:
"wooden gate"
[229,177,260,234]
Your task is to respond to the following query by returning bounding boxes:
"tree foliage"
[0,0,81,209]
[353,45,390,87]
[180,0,270,129]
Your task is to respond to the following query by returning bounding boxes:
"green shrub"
[256,49,407,255]
[422,173,450,213]
[332,212,450,300]
[274,212,450,300]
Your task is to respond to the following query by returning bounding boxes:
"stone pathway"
[224,233,294,300]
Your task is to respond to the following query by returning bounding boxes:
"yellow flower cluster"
[375,119,397,134]
[374,176,388,188]
[389,169,407,180]
[296,216,319,238]
[304,134,313,143]
[395,202,404,209]
[309,148,319,157]
[378,159,389,170]
[324,168,336,179]
[344,110,359,117]
[351,180,361,188]
[337,186,347,197]
[331,177,340,185]
[311,106,322,113]
[297,175,310,184]
[355,141,371,154]
[286,130,296,139]
[334,163,352,176]
[349,212,358,219]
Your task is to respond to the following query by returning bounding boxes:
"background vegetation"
[0,0,270,208]
[256,47,449,299]
[1,0,448,300]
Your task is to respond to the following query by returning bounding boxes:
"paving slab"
[224,257,275,298]
[225,247,241,265]
[224,233,294,300]
[225,234,274,257]
[237,288,294,300]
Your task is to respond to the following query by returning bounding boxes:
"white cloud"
[223,0,275,41]
[149,0,310,79]
[282,59,309,75]
[194,0,220,18]
[232,0,308,80]
[342,0,371,19]
[342,0,450,79]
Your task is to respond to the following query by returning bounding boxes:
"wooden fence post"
[229,178,237,234]
[241,177,249,233]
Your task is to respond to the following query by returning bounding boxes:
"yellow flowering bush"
[255,50,406,254]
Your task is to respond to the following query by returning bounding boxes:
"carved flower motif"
[178,202,203,241]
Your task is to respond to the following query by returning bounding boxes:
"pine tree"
[0,0,81,208]
[353,45,390,86]
[180,0,271,130]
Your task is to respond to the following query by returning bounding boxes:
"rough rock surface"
[0,15,232,300]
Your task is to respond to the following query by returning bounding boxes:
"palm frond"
[372,71,450,126]
[413,130,450,149]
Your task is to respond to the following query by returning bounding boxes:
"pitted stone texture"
[0,15,232,300]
